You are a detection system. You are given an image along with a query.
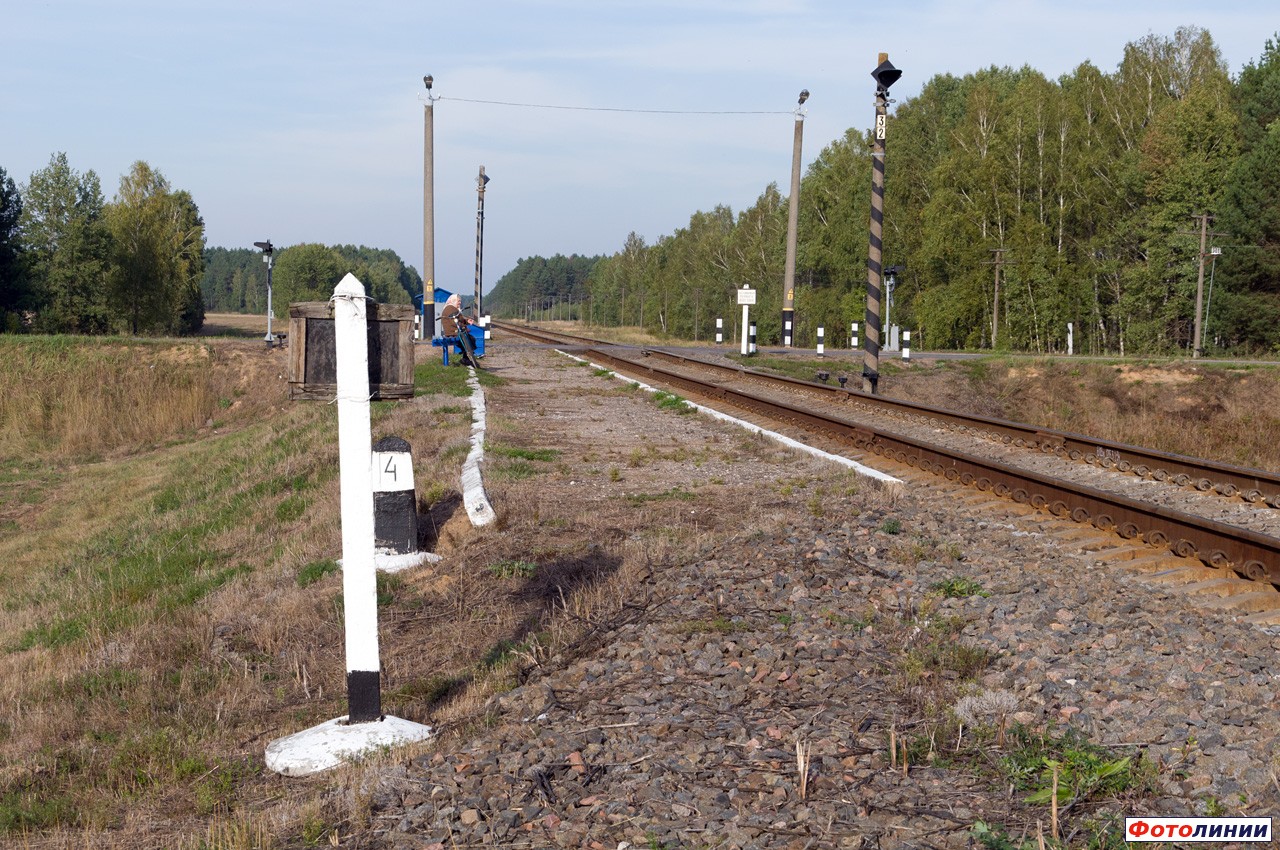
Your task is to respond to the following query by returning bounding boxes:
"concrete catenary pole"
[423,76,436,333]
[782,89,809,348]
[862,54,902,394]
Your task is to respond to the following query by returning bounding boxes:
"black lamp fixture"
[872,59,902,94]
[798,89,809,106]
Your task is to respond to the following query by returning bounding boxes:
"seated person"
[439,294,476,366]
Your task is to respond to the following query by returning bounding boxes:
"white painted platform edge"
[559,350,903,486]
[265,714,434,777]
[461,367,497,526]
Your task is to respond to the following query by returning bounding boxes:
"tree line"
[560,27,1280,356]
[0,153,424,337]
[0,154,206,335]
[484,253,603,319]
[202,244,422,317]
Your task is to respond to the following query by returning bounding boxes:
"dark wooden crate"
[288,301,416,401]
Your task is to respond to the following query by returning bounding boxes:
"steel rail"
[492,322,1280,584]
[490,322,1280,508]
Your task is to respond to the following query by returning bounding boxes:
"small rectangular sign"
[737,288,757,306]
[372,451,414,492]
[1126,817,1272,843]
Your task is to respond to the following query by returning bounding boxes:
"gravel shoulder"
[361,339,1280,850]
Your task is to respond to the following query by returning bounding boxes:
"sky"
[3,0,1277,298]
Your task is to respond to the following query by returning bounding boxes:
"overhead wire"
[435,95,792,116]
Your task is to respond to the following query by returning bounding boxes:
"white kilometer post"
[903,330,911,362]
[333,274,381,722]
[264,274,433,777]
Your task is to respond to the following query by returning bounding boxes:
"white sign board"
[372,451,414,492]
[737,287,757,306]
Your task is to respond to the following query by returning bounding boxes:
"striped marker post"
[817,326,825,357]
[783,318,793,348]
[749,321,757,355]
[863,54,902,395]
[716,317,723,345]
[903,330,911,362]
[852,322,859,350]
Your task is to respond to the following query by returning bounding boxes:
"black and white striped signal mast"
[474,166,490,318]
[862,55,901,394]
[254,240,275,346]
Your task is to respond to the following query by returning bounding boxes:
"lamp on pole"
[862,54,902,393]
[474,166,490,318]
[423,75,437,339]
[254,240,274,345]
[884,264,903,349]
[782,88,809,348]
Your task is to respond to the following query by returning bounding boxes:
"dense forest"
[201,244,421,317]
[0,155,206,335]
[560,28,1280,356]
[484,253,603,319]
[0,155,422,336]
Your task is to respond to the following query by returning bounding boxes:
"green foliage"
[487,560,538,579]
[931,576,989,598]
[105,162,207,335]
[999,725,1142,806]
[485,253,603,319]
[652,391,693,414]
[0,166,25,323]
[879,518,902,535]
[297,559,339,587]
[19,152,112,334]
[272,243,345,311]
[574,27,1280,358]
[485,443,560,462]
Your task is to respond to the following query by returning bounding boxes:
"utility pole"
[782,89,809,348]
[1178,214,1227,359]
[983,247,1007,349]
[863,54,902,394]
[423,76,437,333]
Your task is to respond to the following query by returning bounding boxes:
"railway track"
[492,321,1280,589]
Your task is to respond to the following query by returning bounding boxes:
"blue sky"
[3,1,1277,296]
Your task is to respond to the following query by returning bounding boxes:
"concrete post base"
[265,715,434,777]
